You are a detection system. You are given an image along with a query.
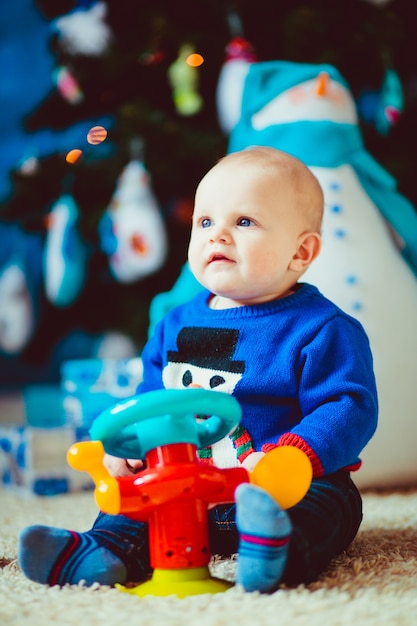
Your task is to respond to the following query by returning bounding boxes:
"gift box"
[61,357,143,439]
[0,384,86,495]
[0,358,143,495]
[0,423,93,495]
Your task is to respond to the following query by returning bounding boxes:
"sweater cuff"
[262,433,324,478]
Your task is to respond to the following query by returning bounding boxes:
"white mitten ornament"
[99,156,168,283]
[216,36,257,135]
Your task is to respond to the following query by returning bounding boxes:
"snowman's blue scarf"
[229,116,417,276]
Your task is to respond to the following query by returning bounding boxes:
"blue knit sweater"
[138,283,378,477]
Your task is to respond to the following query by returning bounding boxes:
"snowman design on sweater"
[162,326,255,468]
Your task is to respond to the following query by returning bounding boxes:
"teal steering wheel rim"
[90,388,242,459]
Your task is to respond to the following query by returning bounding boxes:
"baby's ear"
[289,232,321,272]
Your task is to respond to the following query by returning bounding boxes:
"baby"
[19,147,378,593]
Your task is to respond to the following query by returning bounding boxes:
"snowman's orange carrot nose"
[315,71,329,97]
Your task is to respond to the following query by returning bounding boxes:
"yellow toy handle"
[67,441,121,515]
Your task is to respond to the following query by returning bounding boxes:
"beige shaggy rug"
[1,486,417,626]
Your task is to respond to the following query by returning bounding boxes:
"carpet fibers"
[1,486,417,625]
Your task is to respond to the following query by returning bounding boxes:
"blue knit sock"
[235,483,292,593]
[18,525,127,586]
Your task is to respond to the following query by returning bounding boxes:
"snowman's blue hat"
[242,60,350,114]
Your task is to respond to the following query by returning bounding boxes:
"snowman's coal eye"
[182,370,193,387]
[209,375,225,388]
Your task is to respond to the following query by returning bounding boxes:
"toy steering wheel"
[89,388,242,459]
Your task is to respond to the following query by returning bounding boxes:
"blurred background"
[1,0,416,388]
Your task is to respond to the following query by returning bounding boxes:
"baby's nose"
[209,226,231,243]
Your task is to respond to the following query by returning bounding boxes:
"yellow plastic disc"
[250,446,313,510]
[116,567,231,598]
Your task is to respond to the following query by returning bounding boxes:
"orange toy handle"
[67,441,121,515]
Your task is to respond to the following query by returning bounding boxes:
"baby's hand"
[240,451,265,472]
[103,453,144,477]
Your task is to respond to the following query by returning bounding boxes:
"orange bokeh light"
[87,125,108,145]
[65,149,83,165]
[186,53,204,68]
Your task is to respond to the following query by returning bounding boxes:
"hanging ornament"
[54,66,84,105]
[139,49,166,66]
[138,15,167,66]
[167,43,203,116]
[53,1,112,57]
[374,67,404,136]
[98,139,168,284]
[0,223,43,355]
[43,192,88,308]
[16,155,40,177]
[357,66,404,137]
[216,2,258,135]
[216,6,257,134]
[216,36,257,134]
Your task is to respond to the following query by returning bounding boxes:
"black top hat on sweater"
[167,327,245,374]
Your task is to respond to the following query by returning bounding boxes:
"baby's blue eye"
[201,218,212,228]
[238,217,253,227]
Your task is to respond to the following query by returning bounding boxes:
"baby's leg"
[282,470,363,586]
[18,512,151,586]
[233,471,361,593]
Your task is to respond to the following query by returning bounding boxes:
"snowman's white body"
[304,164,417,488]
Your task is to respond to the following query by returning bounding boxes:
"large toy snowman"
[229,61,417,489]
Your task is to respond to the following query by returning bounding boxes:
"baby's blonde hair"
[215,146,324,233]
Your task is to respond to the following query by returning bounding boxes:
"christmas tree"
[1,0,416,385]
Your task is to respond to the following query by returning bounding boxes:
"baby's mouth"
[208,253,233,263]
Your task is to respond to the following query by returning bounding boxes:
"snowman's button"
[346,275,358,285]
[329,181,341,191]
[330,204,343,213]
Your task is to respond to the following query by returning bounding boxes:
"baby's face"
[188,160,307,305]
